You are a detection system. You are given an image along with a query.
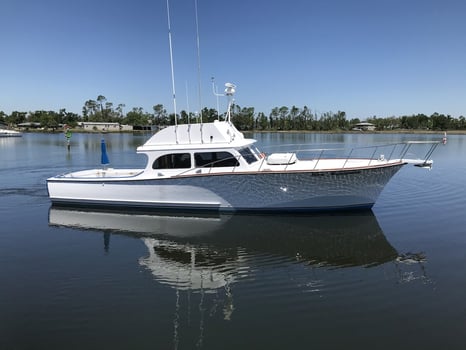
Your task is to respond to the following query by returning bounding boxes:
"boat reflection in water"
[48,206,400,285]
[49,207,427,346]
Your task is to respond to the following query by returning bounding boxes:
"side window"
[238,147,257,164]
[194,152,239,167]
[152,153,191,169]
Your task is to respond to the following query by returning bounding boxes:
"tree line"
[1,95,464,131]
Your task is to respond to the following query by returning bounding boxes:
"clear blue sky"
[1,0,465,119]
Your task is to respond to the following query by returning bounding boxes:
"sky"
[1,0,466,120]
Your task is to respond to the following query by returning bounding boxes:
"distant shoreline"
[249,129,455,135]
[16,128,459,135]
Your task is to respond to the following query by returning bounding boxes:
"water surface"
[1,131,465,349]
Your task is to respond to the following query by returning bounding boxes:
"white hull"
[0,129,22,137]
[47,163,404,212]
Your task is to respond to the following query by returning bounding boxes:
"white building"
[352,122,376,131]
[79,122,132,132]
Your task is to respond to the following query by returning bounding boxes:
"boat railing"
[260,140,442,169]
[173,140,442,176]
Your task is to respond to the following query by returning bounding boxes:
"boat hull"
[47,163,404,212]
[0,130,22,137]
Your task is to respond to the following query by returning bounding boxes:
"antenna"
[185,80,190,124]
[211,80,236,123]
[224,82,236,95]
[211,77,222,120]
[186,80,192,143]
[224,83,236,123]
[166,0,178,142]
[194,0,202,124]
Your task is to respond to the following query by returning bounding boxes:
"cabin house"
[352,122,376,131]
[78,122,132,132]
[79,122,120,132]
[17,122,42,129]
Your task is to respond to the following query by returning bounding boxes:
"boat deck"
[51,157,405,181]
[49,139,439,181]
[56,168,144,179]
[258,157,401,172]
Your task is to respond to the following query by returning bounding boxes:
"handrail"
[171,140,442,176]
[273,140,441,169]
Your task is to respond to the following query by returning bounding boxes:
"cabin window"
[238,147,257,164]
[194,152,239,167]
[152,153,191,169]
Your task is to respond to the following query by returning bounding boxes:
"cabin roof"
[138,120,255,151]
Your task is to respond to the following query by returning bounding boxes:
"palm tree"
[116,104,126,119]
[97,95,106,114]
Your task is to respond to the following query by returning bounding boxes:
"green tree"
[97,95,106,114]
[123,107,149,126]
[269,107,279,130]
[289,106,299,130]
[231,106,254,130]
[256,112,268,130]
[278,106,289,130]
[6,111,27,125]
[82,99,98,121]
[153,104,168,126]
[458,116,466,129]
[297,106,311,130]
[116,104,126,119]
[335,111,348,130]
[104,102,114,122]
[0,111,7,124]
[60,109,79,127]
[430,112,450,130]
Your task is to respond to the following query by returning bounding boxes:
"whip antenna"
[194,0,203,124]
[211,77,222,120]
[166,0,178,142]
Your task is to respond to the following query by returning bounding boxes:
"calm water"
[1,131,466,350]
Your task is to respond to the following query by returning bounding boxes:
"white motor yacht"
[46,83,441,212]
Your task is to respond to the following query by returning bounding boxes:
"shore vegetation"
[1,95,464,132]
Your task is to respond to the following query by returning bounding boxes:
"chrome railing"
[260,140,442,169]
[174,140,442,176]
